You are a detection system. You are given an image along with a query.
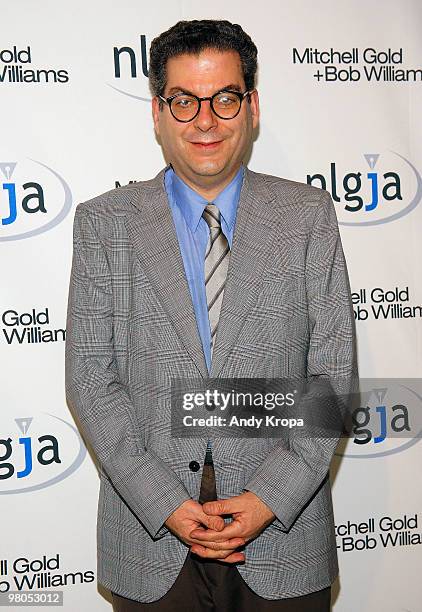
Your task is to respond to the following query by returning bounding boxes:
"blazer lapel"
[124,167,209,378]
[124,166,278,380]
[209,168,278,378]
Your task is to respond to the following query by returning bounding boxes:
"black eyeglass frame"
[158,89,255,123]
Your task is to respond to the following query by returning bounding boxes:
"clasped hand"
[165,492,275,563]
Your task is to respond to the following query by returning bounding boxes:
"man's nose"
[194,99,218,131]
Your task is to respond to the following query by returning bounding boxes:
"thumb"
[198,509,225,531]
[202,498,234,516]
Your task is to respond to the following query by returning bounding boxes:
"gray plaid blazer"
[65,166,357,603]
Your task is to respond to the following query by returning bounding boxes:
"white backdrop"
[1,1,421,610]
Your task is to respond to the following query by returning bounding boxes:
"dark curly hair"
[149,19,258,100]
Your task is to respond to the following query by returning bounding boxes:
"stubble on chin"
[187,157,230,179]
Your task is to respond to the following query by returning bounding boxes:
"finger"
[196,510,225,531]
[190,521,243,542]
[191,544,245,561]
[218,551,246,564]
[202,498,240,516]
[189,537,245,551]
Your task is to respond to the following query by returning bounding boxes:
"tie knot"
[202,204,221,229]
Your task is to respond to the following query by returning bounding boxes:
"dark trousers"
[111,461,331,611]
[111,552,330,611]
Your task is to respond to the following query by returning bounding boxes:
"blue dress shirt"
[164,164,244,374]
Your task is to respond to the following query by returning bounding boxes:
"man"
[65,19,357,612]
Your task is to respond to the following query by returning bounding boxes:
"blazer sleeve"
[65,206,191,539]
[243,189,358,531]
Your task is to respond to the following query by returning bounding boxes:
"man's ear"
[249,89,260,130]
[152,96,160,136]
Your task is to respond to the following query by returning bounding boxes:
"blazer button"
[189,461,200,472]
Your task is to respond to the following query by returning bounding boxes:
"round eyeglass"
[158,89,255,123]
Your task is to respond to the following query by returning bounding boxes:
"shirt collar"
[167,164,244,233]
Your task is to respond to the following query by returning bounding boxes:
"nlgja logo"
[0,159,72,241]
[307,152,422,226]
[0,414,86,493]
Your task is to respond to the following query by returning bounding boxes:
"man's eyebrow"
[166,84,244,96]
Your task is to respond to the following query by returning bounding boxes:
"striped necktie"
[198,204,230,503]
[202,203,231,359]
